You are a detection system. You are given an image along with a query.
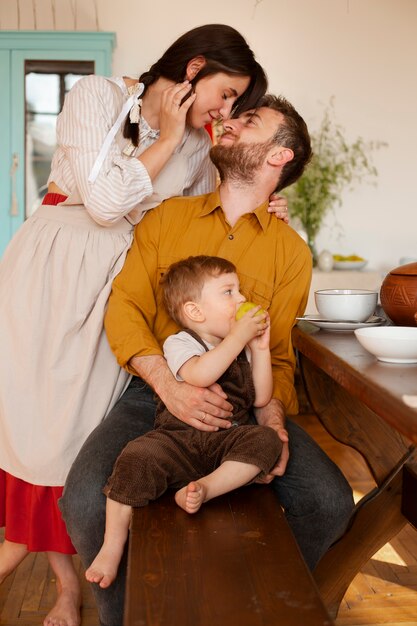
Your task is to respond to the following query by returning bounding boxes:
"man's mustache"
[219,130,238,141]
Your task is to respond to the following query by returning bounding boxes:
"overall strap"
[182,329,248,362]
[182,329,209,352]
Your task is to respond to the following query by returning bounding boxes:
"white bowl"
[354,326,417,363]
[315,289,378,322]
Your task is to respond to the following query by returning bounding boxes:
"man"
[61,95,354,626]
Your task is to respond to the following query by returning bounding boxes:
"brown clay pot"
[380,262,417,326]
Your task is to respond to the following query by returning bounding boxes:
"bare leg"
[85,498,132,589]
[175,460,260,514]
[44,552,81,626]
[0,539,28,583]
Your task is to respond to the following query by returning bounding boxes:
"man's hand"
[254,398,290,481]
[163,379,234,431]
[129,354,233,431]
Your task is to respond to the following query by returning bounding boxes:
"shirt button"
[228,234,234,240]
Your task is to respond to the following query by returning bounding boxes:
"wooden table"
[292,322,417,617]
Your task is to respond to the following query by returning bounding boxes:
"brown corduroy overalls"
[103,331,282,506]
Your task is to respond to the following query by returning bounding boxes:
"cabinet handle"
[9,153,19,217]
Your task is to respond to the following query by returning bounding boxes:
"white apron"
[0,103,206,486]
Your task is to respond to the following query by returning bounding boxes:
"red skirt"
[0,469,76,554]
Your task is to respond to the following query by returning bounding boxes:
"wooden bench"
[124,484,334,626]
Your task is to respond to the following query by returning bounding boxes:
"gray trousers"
[60,377,354,626]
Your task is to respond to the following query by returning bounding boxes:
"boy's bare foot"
[44,584,81,626]
[175,481,207,514]
[85,547,121,589]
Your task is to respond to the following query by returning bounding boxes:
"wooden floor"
[1,411,417,626]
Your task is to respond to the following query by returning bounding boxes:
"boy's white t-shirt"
[163,331,214,381]
[163,331,251,381]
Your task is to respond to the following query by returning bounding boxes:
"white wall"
[2,0,416,272]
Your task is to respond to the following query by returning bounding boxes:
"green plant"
[285,99,386,261]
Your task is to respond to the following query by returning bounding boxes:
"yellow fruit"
[333,253,364,262]
[236,301,266,320]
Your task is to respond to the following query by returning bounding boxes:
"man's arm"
[129,354,233,430]
[105,210,164,367]
[105,206,233,429]
[266,232,312,412]
[253,231,312,476]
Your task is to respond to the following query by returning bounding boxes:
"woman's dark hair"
[124,24,267,146]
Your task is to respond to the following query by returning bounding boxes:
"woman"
[0,23,288,626]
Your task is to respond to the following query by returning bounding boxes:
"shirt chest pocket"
[238,274,273,312]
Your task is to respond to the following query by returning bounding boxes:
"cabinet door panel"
[0,32,114,257]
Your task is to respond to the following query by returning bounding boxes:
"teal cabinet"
[0,31,115,256]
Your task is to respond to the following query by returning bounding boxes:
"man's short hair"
[161,255,237,327]
[258,94,313,192]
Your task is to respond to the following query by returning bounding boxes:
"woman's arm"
[54,76,153,224]
[54,76,196,225]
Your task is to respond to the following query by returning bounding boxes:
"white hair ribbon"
[88,82,145,184]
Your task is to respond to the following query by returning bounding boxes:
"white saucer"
[300,315,386,332]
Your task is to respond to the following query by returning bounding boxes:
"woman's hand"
[137,81,196,180]
[158,80,196,148]
[268,193,289,224]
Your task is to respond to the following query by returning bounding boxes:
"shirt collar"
[200,189,222,217]
[200,189,272,232]
[253,200,272,232]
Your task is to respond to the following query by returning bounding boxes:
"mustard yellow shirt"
[105,189,312,414]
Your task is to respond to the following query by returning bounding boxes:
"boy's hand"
[248,315,270,351]
[230,306,268,345]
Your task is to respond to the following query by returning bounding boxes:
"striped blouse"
[48,75,217,226]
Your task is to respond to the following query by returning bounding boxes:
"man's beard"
[210,139,273,185]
